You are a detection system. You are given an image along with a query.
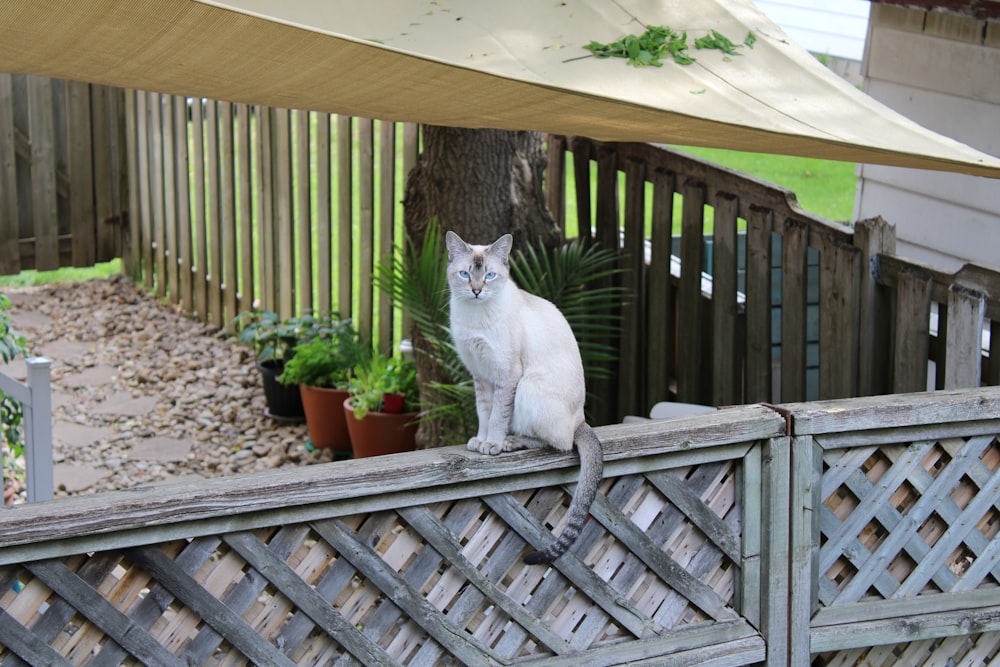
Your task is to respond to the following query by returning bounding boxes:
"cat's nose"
[471,288,482,297]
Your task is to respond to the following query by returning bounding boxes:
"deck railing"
[2,386,999,665]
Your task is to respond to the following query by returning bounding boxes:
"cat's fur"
[445,230,604,565]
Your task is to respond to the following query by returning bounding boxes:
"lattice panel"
[0,460,747,665]
[818,434,1000,607]
[812,630,1000,666]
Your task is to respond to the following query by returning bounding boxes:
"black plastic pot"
[256,360,305,421]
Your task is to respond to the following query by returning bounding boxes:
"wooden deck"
[2,387,999,665]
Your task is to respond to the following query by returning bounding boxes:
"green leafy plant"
[374,221,477,441]
[584,24,755,67]
[347,352,419,420]
[0,293,27,456]
[277,321,368,389]
[232,309,344,365]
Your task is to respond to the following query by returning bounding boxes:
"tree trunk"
[403,127,560,449]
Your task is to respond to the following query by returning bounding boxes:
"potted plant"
[279,320,367,452]
[232,310,339,421]
[343,352,420,458]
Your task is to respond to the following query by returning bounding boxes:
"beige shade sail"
[2,0,999,177]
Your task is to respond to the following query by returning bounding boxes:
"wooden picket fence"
[123,90,418,353]
[3,78,997,424]
[2,386,999,665]
[119,94,1000,426]
[0,74,125,272]
[544,136,999,422]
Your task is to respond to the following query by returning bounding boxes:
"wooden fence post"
[762,435,792,666]
[853,217,896,396]
[943,284,986,389]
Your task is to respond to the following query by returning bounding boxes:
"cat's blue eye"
[459,270,470,280]
[484,272,496,281]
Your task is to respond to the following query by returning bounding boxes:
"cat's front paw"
[479,440,506,456]
[466,437,484,452]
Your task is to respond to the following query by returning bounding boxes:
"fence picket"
[294,109,312,315]
[150,92,167,297]
[336,115,353,320]
[67,80,95,268]
[161,94,178,304]
[944,285,986,389]
[315,112,332,316]
[712,192,740,406]
[818,236,861,399]
[0,74,18,273]
[357,117,375,343]
[174,96,192,314]
[191,97,208,316]
[646,168,675,406]
[621,158,646,418]
[27,76,58,271]
[780,219,809,402]
[893,266,933,393]
[745,206,773,403]
[220,101,238,329]
[678,178,707,404]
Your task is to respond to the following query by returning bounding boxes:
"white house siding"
[753,0,871,60]
[854,4,1000,272]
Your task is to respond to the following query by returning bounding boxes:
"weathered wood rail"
[2,387,999,665]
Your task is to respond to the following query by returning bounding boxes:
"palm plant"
[377,221,626,446]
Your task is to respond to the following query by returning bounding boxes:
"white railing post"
[24,357,53,502]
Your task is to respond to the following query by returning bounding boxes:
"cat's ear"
[445,231,470,261]
[488,234,514,264]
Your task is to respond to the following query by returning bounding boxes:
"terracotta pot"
[300,386,351,451]
[382,393,405,414]
[343,398,417,458]
[256,361,304,421]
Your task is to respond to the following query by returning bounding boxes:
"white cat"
[445,231,604,565]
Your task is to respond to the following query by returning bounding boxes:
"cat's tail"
[522,423,604,565]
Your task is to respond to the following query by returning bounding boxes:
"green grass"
[0,259,121,289]
[673,146,858,222]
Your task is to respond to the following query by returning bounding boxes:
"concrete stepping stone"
[129,437,192,462]
[94,393,157,417]
[61,364,118,389]
[53,462,112,492]
[8,310,51,332]
[39,340,95,361]
[53,422,115,448]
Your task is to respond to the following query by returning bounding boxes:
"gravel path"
[1,276,337,504]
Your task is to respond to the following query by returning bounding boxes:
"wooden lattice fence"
[2,387,1000,665]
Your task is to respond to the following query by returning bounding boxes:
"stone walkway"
[1,276,336,503]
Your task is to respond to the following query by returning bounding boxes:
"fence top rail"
[879,254,1000,319]
[0,405,784,561]
[560,135,855,244]
[779,385,1000,436]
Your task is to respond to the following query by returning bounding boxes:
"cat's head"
[445,231,513,302]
